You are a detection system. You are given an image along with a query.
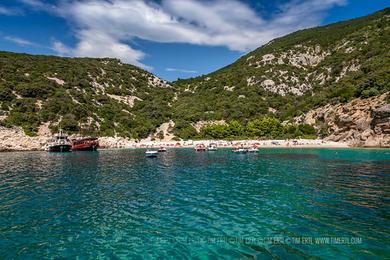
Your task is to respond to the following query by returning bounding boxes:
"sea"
[0,148,389,259]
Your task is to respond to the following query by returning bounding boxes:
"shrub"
[298,124,316,135]
[361,87,379,98]
[246,117,283,138]
[0,86,14,101]
[60,114,79,132]
[15,83,50,98]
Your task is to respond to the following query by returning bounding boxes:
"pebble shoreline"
[3,126,388,152]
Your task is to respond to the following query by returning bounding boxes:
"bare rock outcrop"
[295,93,390,147]
[98,137,137,149]
[192,120,226,133]
[0,127,49,151]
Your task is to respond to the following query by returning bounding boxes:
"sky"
[0,0,388,81]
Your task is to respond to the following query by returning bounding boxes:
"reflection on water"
[0,148,389,259]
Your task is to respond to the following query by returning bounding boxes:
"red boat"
[194,144,206,151]
[71,137,99,151]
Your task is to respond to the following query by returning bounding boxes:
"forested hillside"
[172,8,390,140]
[0,52,174,138]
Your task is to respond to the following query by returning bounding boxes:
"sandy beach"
[0,126,350,151]
[99,139,350,150]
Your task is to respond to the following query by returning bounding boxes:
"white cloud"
[4,36,35,46]
[0,6,21,15]
[52,41,71,55]
[19,0,48,9]
[51,31,150,70]
[166,68,197,74]
[23,0,346,69]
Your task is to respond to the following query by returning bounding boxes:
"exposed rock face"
[153,120,176,141]
[295,93,390,147]
[147,75,171,88]
[0,127,49,151]
[106,94,142,107]
[372,104,390,125]
[46,76,65,85]
[141,120,175,142]
[244,42,367,97]
[192,120,226,133]
[98,137,137,149]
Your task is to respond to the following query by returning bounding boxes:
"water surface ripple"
[0,148,389,259]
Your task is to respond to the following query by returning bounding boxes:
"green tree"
[247,117,283,138]
[60,114,79,132]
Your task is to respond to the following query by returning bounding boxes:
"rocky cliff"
[295,93,390,147]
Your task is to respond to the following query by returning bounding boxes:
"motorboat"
[195,144,206,151]
[44,130,72,152]
[207,143,218,151]
[145,150,158,157]
[232,147,248,153]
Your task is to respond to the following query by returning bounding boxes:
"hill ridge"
[0,8,389,148]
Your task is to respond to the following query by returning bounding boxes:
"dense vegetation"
[196,118,316,140]
[0,52,174,138]
[0,8,389,140]
[171,8,390,139]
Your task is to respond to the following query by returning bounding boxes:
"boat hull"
[72,144,98,151]
[71,138,99,151]
[233,149,248,154]
[47,145,72,152]
[146,151,158,157]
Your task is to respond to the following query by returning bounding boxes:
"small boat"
[145,150,158,157]
[232,147,248,153]
[71,137,99,151]
[195,144,206,151]
[158,147,167,152]
[207,143,218,151]
[45,130,72,152]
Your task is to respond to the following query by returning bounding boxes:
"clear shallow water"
[0,148,389,259]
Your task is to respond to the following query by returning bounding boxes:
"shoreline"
[3,138,389,152]
[118,139,351,149]
[2,145,389,153]
[1,127,389,152]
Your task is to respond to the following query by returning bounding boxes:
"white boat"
[145,150,158,157]
[207,144,218,151]
[248,147,259,153]
[44,129,72,152]
[233,148,248,153]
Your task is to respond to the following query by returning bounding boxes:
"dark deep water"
[0,148,389,259]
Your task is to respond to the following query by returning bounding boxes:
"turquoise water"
[0,148,389,259]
